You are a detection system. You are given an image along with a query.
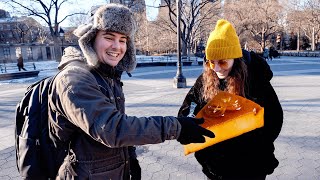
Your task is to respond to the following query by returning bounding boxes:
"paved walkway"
[0,56,319,179]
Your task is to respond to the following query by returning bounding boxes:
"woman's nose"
[214,63,221,71]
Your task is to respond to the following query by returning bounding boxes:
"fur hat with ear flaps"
[73,3,137,73]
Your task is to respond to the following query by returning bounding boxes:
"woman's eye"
[219,61,227,65]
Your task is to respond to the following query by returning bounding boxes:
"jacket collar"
[95,62,122,79]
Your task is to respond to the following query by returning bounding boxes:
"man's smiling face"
[93,31,127,67]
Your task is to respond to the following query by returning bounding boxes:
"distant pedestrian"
[17,54,27,71]
[269,47,275,61]
[178,19,283,180]
[48,4,215,180]
[263,48,270,61]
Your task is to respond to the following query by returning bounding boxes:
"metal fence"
[280,51,320,57]
[136,56,202,63]
[0,62,36,73]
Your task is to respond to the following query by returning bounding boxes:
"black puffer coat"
[178,51,283,176]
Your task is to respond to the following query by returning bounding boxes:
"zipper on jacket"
[36,139,40,146]
[124,148,130,180]
[110,78,114,88]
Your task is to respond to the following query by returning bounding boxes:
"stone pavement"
[0,56,320,179]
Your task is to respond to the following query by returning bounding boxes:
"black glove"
[130,158,141,180]
[177,117,215,145]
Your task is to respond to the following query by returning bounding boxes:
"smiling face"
[93,31,127,67]
[207,59,234,79]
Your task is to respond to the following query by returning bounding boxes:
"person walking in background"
[17,54,27,71]
[263,47,270,61]
[269,46,275,61]
[178,19,283,180]
[48,4,215,180]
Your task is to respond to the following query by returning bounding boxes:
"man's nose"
[112,40,120,49]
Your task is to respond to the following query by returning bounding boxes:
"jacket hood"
[247,50,273,83]
[58,46,86,70]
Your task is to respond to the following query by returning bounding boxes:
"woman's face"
[207,59,234,79]
[93,31,127,67]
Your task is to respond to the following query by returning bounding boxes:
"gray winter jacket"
[48,48,181,179]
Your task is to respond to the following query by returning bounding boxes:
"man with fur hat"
[178,19,283,179]
[48,3,215,179]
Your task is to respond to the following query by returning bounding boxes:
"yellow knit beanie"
[205,19,242,60]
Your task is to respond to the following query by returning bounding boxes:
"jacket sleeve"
[262,82,283,142]
[50,67,181,148]
[178,75,205,117]
[248,52,283,142]
[250,51,273,82]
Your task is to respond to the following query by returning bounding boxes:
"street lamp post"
[59,27,65,54]
[173,0,186,88]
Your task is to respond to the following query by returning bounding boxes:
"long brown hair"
[202,57,248,102]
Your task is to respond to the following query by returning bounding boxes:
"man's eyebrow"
[102,32,127,39]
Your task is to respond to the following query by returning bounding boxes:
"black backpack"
[15,67,110,179]
[15,76,60,179]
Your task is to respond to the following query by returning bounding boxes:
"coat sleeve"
[178,75,205,117]
[50,67,181,148]
[262,82,283,142]
[248,52,283,143]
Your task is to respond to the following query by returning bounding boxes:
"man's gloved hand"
[130,158,141,180]
[177,117,215,145]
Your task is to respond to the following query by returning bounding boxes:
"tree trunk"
[182,41,187,56]
[312,27,315,51]
[53,36,62,61]
[261,31,266,52]
[297,30,300,51]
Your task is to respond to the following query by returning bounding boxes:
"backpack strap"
[90,69,113,97]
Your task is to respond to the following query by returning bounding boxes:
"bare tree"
[12,21,30,43]
[67,14,90,27]
[133,10,150,54]
[286,8,306,50]
[154,0,221,56]
[11,17,41,43]
[36,25,49,44]
[286,0,320,50]
[300,0,320,50]
[5,0,86,60]
[149,22,177,54]
[64,27,78,44]
[225,0,284,51]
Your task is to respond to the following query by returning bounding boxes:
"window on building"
[38,48,43,60]
[15,47,22,57]
[3,47,10,61]
[46,46,51,60]
[27,47,33,60]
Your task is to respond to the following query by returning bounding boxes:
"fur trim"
[73,3,137,73]
[59,46,86,70]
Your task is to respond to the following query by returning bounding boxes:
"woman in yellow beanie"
[178,19,283,179]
